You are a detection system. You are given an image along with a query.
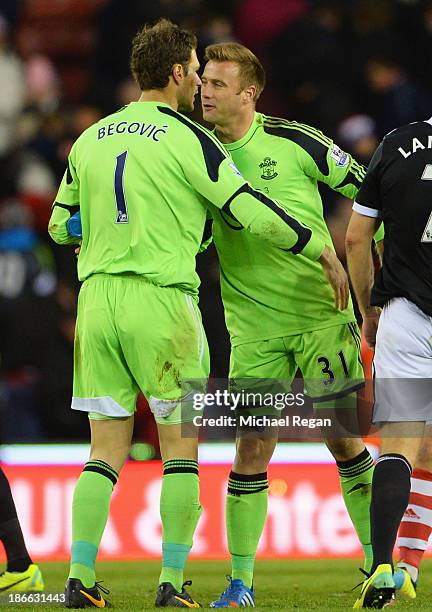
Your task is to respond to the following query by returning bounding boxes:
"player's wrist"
[318,244,332,262]
[361,305,380,317]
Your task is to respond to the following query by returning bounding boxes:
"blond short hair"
[204,42,266,101]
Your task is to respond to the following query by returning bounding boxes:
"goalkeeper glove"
[67,211,82,239]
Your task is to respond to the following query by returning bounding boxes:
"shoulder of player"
[261,114,338,177]
[157,106,233,181]
[261,114,334,171]
[156,105,227,154]
[261,114,333,149]
[382,120,430,144]
[373,121,432,165]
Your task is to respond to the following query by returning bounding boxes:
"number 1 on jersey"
[114,151,129,223]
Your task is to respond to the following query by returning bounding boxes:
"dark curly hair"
[130,19,197,91]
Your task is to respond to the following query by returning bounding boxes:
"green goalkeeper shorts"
[229,321,364,405]
[72,274,209,424]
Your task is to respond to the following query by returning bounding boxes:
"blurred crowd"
[1,0,432,444]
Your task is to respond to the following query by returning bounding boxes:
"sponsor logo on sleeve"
[330,145,349,167]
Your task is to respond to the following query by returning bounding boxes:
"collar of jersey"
[127,101,172,110]
[222,112,263,151]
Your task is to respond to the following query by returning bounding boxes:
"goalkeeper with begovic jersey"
[48,21,349,609]
[200,43,382,609]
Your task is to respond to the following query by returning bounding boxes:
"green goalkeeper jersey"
[48,102,325,296]
[211,113,366,345]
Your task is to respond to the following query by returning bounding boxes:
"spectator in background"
[392,0,432,97]
[92,0,209,113]
[365,55,432,137]
[0,0,19,28]
[0,13,26,152]
[25,54,59,114]
[413,0,432,95]
[233,0,308,51]
[269,0,355,135]
[0,13,26,198]
[0,198,86,442]
[337,114,379,166]
[198,13,236,49]
[0,199,53,441]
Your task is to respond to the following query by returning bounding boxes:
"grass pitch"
[2,559,432,610]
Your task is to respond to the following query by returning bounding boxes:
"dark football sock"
[370,454,412,573]
[0,468,32,572]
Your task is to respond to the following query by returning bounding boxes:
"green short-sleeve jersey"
[49,102,325,295]
[212,113,366,345]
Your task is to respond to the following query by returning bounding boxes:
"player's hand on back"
[361,307,381,349]
[318,246,349,311]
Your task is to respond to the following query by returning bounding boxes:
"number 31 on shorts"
[317,350,350,385]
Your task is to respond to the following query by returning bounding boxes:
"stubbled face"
[177,49,201,112]
[201,60,244,125]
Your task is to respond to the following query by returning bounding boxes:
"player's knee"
[235,437,273,471]
[324,437,364,462]
[90,442,131,473]
[414,434,432,470]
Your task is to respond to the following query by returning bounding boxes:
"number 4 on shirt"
[421,164,432,242]
[114,151,129,223]
[422,212,432,243]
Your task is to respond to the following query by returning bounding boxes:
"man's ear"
[172,63,184,86]
[241,85,256,104]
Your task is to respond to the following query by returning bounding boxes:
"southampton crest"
[259,156,278,180]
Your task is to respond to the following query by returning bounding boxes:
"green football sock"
[68,460,118,588]
[337,449,374,573]
[226,471,268,589]
[159,459,202,592]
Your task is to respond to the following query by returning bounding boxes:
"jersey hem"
[81,272,199,297]
[229,315,357,348]
[309,380,365,403]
